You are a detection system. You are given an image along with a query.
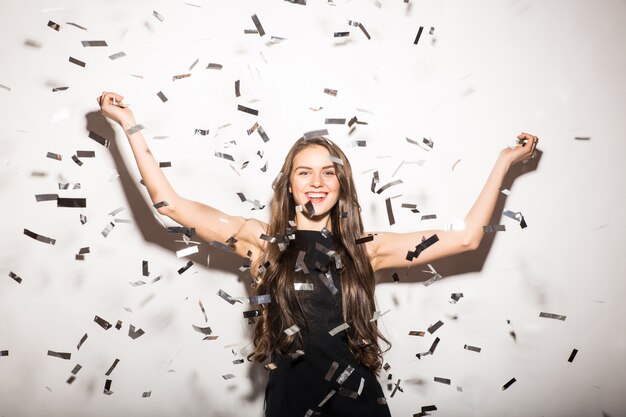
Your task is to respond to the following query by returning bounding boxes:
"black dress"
[264,230,391,417]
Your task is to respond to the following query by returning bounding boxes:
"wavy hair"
[248,137,390,374]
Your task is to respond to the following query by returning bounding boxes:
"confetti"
[57,198,86,208]
[434,377,450,385]
[409,330,425,337]
[103,379,113,395]
[81,40,107,47]
[334,32,350,38]
[153,201,169,209]
[109,51,126,60]
[385,198,395,226]
[355,235,374,245]
[207,63,223,70]
[294,282,314,291]
[217,289,240,304]
[48,20,61,31]
[325,118,346,125]
[539,312,567,321]
[502,377,516,390]
[9,271,22,284]
[257,126,270,142]
[128,325,145,339]
[370,309,390,322]
[142,391,152,398]
[251,14,265,36]
[66,22,87,30]
[222,374,236,380]
[376,179,402,194]
[574,137,590,141]
[47,350,71,360]
[303,129,329,140]
[243,310,262,319]
[464,344,481,353]
[568,348,578,363]
[0,350,8,357]
[284,324,301,336]
[249,294,271,304]
[483,225,506,232]
[0,83,10,92]
[450,293,464,303]
[192,325,213,335]
[76,151,95,158]
[105,359,120,376]
[94,315,112,330]
[237,104,259,116]
[177,260,193,275]
[413,26,424,44]
[154,92,168,103]
[23,228,56,245]
[45,152,62,161]
[427,320,443,334]
[176,245,199,258]
[69,56,86,67]
[324,88,338,96]
[125,124,145,135]
[173,73,191,81]
[153,10,164,22]
[89,131,110,148]
[406,234,439,261]
[77,333,88,350]
[329,322,350,336]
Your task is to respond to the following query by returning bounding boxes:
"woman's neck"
[294,212,332,232]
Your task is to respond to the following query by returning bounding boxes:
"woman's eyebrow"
[294,165,335,170]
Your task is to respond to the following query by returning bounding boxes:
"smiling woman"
[97,91,538,417]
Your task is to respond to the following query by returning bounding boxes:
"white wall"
[1,1,625,416]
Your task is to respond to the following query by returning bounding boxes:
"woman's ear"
[288,184,292,193]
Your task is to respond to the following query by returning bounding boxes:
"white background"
[1,0,625,416]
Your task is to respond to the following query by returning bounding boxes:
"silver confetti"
[329,322,350,336]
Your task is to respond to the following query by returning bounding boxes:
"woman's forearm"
[121,120,179,212]
[462,152,512,248]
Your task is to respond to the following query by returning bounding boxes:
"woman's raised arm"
[97,92,268,261]
[365,133,539,272]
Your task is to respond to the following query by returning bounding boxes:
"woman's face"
[289,145,341,220]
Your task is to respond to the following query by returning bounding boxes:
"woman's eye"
[298,171,309,176]
[324,171,335,176]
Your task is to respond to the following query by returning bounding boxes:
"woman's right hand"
[97,91,136,129]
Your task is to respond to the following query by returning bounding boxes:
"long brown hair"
[248,137,390,374]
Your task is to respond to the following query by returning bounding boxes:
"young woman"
[97,91,538,417]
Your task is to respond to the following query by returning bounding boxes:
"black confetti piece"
[153,201,169,209]
[71,364,82,375]
[94,315,112,330]
[0,350,8,357]
[9,271,22,284]
[35,194,58,202]
[192,324,213,335]
[103,379,113,395]
[324,88,338,96]
[237,104,259,116]
[81,40,107,47]
[385,198,395,226]
[355,235,374,244]
[413,26,424,45]
[48,20,60,31]
[207,63,223,70]
[539,312,567,321]
[406,234,439,261]
[303,129,329,140]
[23,228,56,245]
[502,377,516,390]
[157,91,168,102]
[464,344,482,353]
[325,118,346,125]
[428,320,443,334]
[69,56,86,67]
[434,377,450,385]
[568,348,578,363]
[142,260,149,276]
[257,126,270,142]
[159,161,171,168]
[57,198,86,208]
[142,391,151,398]
[243,310,262,318]
[76,150,95,158]
[177,260,193,275]
[46,152,62,160]
[334,32,350,37]
[47,350,71,360]
[77,333,88,350]
[105,358,120,376]
[235,80,241,97]
[128,325,145,339]
[251,14,265,36]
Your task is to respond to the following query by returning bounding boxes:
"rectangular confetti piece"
[539,312,566,321]
[81,40,107,47]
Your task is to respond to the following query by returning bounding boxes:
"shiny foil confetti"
[376,179,403,194]
[574,137,590,140]
[109,51,126,60]
[105,359,120,376]
[284,324,301,336]
[237,104,259,116]
[69,56,86,67]
[192,325,212,335]
[539,312,567,321]
[157,91,168,102]
[46,152,62,160]
[434,377,450,385]
[370,309,390,322]
[251,14,265,36]
[294,282,314,290]
[172,73,191,81]
[483,225,506,232]
[406,234,439,261]
[502,377,516,390]
[385,198,395,225]
[153,10,164,22]
[214,152,235,162]
[177,260,193,275]
[77,333,88,350]
[81,40,107,47]
[142,391,151,398]
[413,26,424,44]
[257,126,270,142]
[207,63,223,70]
[243,310,262,319]
[94,315,112,330]
[409,330,425,337]
[222,374,235,380]
[47,350,71,360]
[57,198,86,208]
[334,31,350,37]
[303,129,329,140]
[420,214,437,221]
[325,118,346,125]
[249,294,271,304]
[128,325,145,339]
[76,151,95,158]
[324,88,338,96]
[88,131,110,147]
[329,322,350,336]
[48,20,61,31]
[428,320,443,334]
[217,289,239,304]
[176,245,199,258]
[0,350,8,357]
[103,379,113,395]
[125,124,145,135]
[464,344,481,353]
[355,235,374,244]
[66,22,87,30]
[568,348,578,362]
[9,271,22,283]
[23,228,56,245]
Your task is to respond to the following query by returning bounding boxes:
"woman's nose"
[311,172,323,186]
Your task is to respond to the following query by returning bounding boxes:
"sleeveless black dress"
[264,230,391,417]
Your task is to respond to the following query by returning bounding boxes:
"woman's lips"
[305,192,328,203]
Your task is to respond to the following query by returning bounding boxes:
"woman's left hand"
[500,132,539,166]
